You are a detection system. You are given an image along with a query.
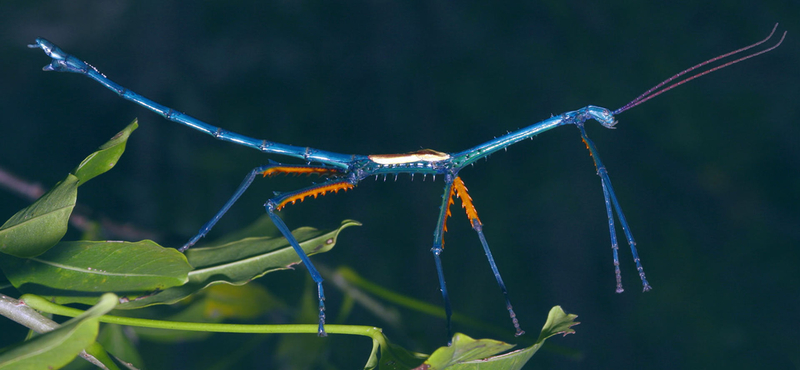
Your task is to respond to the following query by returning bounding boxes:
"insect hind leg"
[266,204,328,336]
[180,161,346,252]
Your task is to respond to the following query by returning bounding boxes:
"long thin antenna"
[614,24,786,115]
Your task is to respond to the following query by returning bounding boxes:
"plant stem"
[20,294,385,343]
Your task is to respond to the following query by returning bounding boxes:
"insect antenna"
[614,23,786,115]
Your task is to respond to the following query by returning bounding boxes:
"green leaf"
[0,240,190,294]
[0,175,78,258]
[0,120,137,258]
[79,341,128,370]
[423,333,516,369]
[411,306,579,370]
[536,305,580,342]
[72,120,138,185]
[0,293,118,370]
[117,220,358,309]
[186,219,359,281]
[365,338,427,370]
[185,219,357,268]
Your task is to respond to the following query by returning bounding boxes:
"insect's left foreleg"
[577,125,652,292]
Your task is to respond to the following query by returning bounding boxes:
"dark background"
[1,1,798,369]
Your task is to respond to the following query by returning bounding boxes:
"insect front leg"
[577,124,652,292]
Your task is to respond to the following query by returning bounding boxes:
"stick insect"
[29,24,785,339]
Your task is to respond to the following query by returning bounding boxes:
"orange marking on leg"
[581,137,600,171]
[437,182,457,249]
[261,166,342,177]
[581,137,590,153]
[276,181,355,210]
[453,176,481,226]
[442,184,456,233]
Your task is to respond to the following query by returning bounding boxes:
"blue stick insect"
[29,24,784,339]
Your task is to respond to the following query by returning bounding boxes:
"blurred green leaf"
[0,240,190,295]
[200,283,284,320]
[130,296,217,343]
[275,277,329,369]
[129,283,284,343]
[0,293,118,370]
[96,324,145,369]
[73,341,128,370]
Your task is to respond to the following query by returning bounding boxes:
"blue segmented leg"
[267,179,356,336]
[577,124,652,292]
[180,160,346,252]
[431,178,455,341]
[178,159,350,336]
[451,177,524,336]
[432,176,525,342]
[266,206,328,336]
[602,179,625,293]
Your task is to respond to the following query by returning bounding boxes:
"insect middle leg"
[432,175,524,341]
